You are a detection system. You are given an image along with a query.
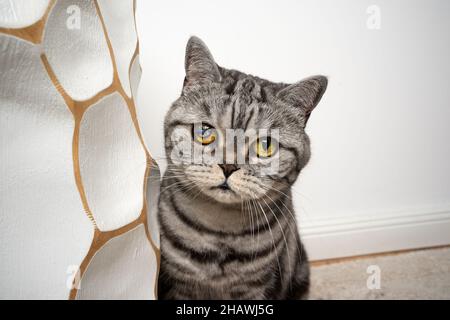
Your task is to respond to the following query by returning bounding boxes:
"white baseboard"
[299,207,450,261]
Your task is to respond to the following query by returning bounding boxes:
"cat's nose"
[219,164,239,178]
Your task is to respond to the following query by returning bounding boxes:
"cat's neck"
[172,186,247,233]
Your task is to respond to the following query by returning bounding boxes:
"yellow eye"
[256,137,276,158]
[194,124,217,145]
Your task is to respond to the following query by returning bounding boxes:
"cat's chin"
[200,187,244,205]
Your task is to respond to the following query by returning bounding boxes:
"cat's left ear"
[277,76,328,123]
[184,36,222,87]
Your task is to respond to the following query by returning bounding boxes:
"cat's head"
[164,36,327,205]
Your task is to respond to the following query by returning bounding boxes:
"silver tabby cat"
[158,36,327,299]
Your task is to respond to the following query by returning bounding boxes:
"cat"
[157,36,327,300]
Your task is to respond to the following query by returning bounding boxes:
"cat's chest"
[191,237,265,278]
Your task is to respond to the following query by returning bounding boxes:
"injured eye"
[255,136,277,158]
[193,123,217,145]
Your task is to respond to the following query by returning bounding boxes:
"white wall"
[136,0,450,260]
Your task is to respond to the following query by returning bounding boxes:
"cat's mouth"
[206,181,250,204]
[212,182,235,193]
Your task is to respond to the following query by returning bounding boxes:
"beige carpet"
[309,247,450,300]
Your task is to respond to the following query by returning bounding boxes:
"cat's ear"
[184,36,221,87]
[277,76,328,123]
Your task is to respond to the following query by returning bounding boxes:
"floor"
[308,247,450,300]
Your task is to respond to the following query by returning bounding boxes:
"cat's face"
[164,37,327,205]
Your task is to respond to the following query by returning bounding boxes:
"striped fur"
[157,37,327,300]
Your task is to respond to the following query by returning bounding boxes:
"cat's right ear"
[277,76,328,124]
[184,36,221,87]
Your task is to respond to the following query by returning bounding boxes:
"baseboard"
[299,206,450,261]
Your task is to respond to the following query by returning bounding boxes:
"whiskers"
[240,180,308,293]
[259,184,306,269]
